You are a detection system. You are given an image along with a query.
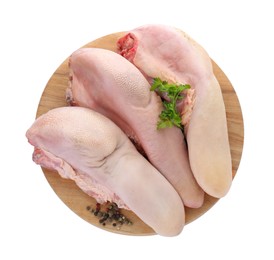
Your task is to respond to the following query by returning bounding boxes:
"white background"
[1,0,273,259]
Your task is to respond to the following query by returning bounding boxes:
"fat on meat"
[26,107,185,236]
[67,48,204,208]
[117,24,232,198]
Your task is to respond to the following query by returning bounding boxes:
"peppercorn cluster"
[86,202,133,229]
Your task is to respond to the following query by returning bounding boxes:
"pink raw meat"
[26,107,185,236]
[118,24,232,198]
[67,47,204,208]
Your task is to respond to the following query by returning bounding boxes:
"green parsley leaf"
[150,77,191,130]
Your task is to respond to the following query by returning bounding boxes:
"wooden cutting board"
[36,32,244,236]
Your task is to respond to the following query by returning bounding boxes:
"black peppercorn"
[86,202,132,228]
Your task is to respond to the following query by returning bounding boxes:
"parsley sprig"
[150,77,190,130]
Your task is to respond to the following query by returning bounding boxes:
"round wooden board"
[36,32,244,236]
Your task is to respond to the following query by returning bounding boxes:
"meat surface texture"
[67,47,204,208]
[26,107,185,236]
[117,24,232,198]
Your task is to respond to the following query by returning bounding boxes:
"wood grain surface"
[36,32,244,236]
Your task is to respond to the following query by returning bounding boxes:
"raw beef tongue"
[26,107,185,236]
[68,47,204,208]
[117,24,232,198]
